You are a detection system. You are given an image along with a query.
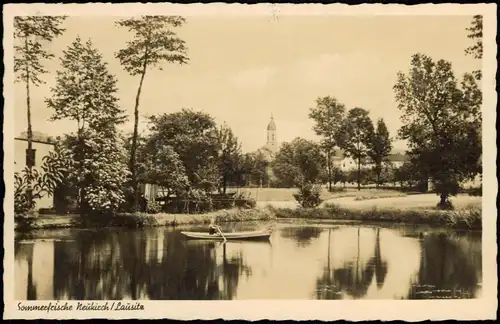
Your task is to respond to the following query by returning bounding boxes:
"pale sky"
[14,15,480,153]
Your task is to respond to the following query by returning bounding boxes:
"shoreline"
[271,204,482,231]
[15,202,481,232]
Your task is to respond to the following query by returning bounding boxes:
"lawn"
[228,187,407,202]
[327,193,481,211]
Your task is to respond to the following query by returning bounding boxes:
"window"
[25,148,36,167]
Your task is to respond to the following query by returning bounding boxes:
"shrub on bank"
[70,207,276,229]
[71,212,160,228]
[467,186,482,197]
[156,193,256,214]
[293,182,323,208]
[14,215,38,232]
[146,200,162,214]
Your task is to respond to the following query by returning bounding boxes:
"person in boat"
[208,224,217,235]
[208,217,217,235]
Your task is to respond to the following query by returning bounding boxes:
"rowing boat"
[181,229,271,241]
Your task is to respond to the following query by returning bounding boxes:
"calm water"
[15,221,482,300]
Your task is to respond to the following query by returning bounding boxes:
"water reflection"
[280,226,322,247]
[316,228,389,299]
[15,224,482,300]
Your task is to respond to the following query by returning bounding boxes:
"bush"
[468,186,482,196]
[293,182,323,208]
[235,198,256,209]
[436,198,454,210]
[38,208,56,215]
[71,212,159,229]
[156,191,257,214]
[14,214,38,232]
[146,200,161,214]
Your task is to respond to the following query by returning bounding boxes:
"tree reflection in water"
[315,228,388,299]
[48,229,252,300]
[280,226,322,247]
[408,232,481,299]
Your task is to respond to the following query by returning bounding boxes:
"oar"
[215,225,227,243]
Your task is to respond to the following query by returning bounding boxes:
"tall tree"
[465,15,483,80]
[215,123,242,194]
[338,108,374,191]
[46,37,129,215]
[115,15,189,210]
[272,138,326,187]
[394,53,482,208]
[241,152,268,187]
[14,16,66,207]
[147,109,219,193]
[136,140,190,199]
[367,118,392,187]
[308,96,346,191]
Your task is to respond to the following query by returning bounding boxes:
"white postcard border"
[2,2,498,320]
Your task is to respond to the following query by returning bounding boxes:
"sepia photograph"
[2,2,497,321]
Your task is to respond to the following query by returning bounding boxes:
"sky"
[13,15,480,153]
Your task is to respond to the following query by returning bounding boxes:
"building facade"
[331,149,409,172]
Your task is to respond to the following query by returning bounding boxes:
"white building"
[331,148,408,172]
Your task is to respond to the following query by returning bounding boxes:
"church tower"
[266,114,278,153]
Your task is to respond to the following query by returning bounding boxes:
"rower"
[208,217,217,235]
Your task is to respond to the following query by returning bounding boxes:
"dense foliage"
[272,138,326,187]
[367,119,393,187]
[394,53,482,208]
[293,182,324,208]
[309,96,346,190]
[45,37,129,215]
[338,108,374,191]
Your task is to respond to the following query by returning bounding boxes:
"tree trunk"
[222,173,227,194]
[376,165,380,188]
[439,192,448,206]
[78,136,86,218]
[327,150,332,191]
[357,157,361,191]
[130,64,148,211]
[24,36,34,208]
[79,187,85,218]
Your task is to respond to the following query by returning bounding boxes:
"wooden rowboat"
[181,229,271,241]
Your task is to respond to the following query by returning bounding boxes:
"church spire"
[267,113,276,131]
[266,113,277,153]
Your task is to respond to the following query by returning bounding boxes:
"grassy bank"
[111,208,276,228]
[15,195,481,231]
[269,203,482,230]
[15,208,277,231]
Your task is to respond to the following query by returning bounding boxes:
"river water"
[14,221,482,300]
